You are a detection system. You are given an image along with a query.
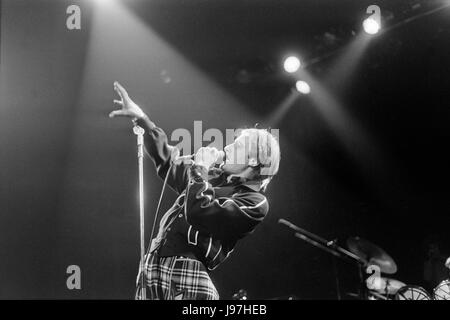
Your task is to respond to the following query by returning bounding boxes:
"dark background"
[0,0,449,299]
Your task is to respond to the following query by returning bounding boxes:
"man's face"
[222,134,252,174]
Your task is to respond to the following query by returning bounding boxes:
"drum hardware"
[367,280,449,301]
[347,237,397,274]
[279,219,369,300]
[368,290,389,300]
[278,218,450,300]
[395,285,432,300]
[231,289,248,300]
[434,257,450,300]
[433,279,450,300]
[366,276,406,299]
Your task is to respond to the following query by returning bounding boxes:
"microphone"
[171,147,226,168]
[278,219,302,232]
[278,219,323,244]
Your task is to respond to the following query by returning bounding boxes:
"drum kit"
[279,219,450,300]
[347,236,435,300]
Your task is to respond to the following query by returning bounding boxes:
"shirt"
[135,116,269,270]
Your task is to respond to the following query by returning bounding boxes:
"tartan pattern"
[135,254,219,300]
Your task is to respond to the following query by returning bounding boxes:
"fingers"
[110,100,125,118]
[197,147,216,155]
[114,81,129,100]
[216,150,225,165]
[195,147,220,166]
[210,147,220,158]
[110,82,135,119]
[109,110,128,118]
[113,99,123,108]
[113,83,123,100]
[201,147,219,157]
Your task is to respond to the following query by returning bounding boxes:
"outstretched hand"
[109,81,146,120]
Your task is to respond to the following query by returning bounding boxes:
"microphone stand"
[133,124,146,300]
[279,219,368,300]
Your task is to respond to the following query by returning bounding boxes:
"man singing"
[109,81,280,300]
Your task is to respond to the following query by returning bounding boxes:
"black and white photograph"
[1,0,450,303]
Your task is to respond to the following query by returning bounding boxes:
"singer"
[109,81,280,300]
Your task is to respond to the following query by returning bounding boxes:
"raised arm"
[109,81,190,194]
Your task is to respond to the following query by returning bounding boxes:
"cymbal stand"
[279,219,369,300]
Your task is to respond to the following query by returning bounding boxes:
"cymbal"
[366,277,406,295]
[347,237,397,274]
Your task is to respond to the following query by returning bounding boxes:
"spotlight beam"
[294,69,387,189]
[325,32,371,93]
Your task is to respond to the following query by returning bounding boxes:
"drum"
[394,285,431,300]
[433,279,450,300]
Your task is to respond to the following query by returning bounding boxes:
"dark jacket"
[136,116,269,270]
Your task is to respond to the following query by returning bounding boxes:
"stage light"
[363,17,380,34]
[295,80,310,94]
[283,56,301,73]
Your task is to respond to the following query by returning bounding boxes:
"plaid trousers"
[135,254,220,300]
